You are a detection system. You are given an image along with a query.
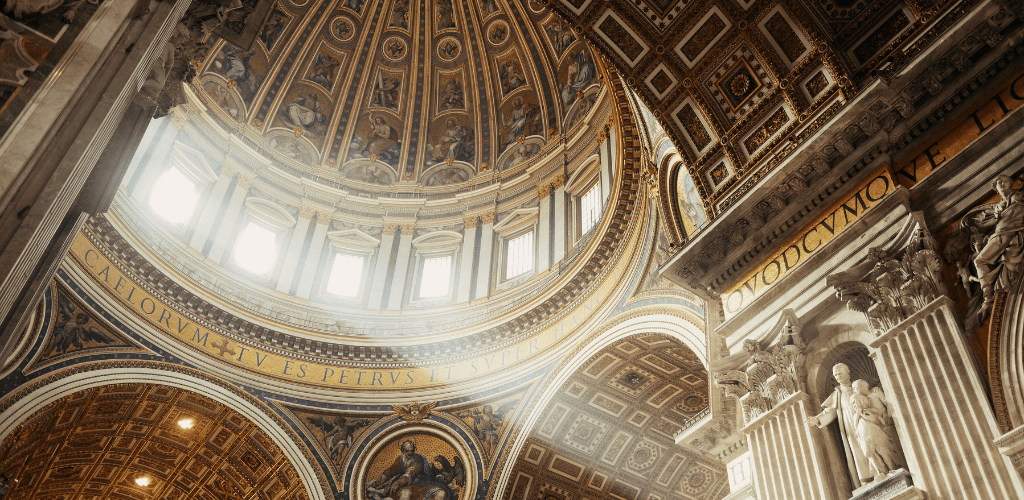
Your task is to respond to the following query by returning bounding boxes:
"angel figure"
[461,402,515,457]
[307,416,372,463]
[52,295,113,354]
[392,401,438,421]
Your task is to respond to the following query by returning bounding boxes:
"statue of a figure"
[805,363,906,488]
[972,175,1024,306]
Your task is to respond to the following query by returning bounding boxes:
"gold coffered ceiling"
[0,384,307,500]
[548,0,954,215]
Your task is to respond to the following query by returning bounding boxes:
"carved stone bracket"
[826,215,946,336]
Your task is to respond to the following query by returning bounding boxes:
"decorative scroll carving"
[711,314,806,423]
[827,220,945,335]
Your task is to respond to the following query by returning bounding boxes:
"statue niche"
[805,362,907,489]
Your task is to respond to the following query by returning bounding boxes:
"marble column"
[457,215,478,303]
[871,297,1024,499]
[744,392,848,500]
[368,224,398,310]
[275,204,316,294]
[552,173,566,262]
[207,172,253,264]
[295,210,332,300]
[386,224,415,311]
[474,213,495,300]
[537,185,551,272]
[188,159,239,252]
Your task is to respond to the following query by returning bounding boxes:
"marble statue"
[805,363,905,488]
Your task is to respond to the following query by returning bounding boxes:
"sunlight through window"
[580,182,601,234]
[419,256,452,298]
[506,232,533,279]
[327,253,364,297]
[148,167,198,225]
[233,223,278,275]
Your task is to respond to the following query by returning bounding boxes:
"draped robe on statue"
[819,384,873,488]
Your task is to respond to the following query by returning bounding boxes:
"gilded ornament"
[391,402,437,421]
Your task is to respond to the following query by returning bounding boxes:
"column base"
[849,469,924,500]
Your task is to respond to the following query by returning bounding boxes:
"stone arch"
[0,365,329,500]
[804,328,876,403]
[492,307,708,500]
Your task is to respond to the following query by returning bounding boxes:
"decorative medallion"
[382,36,408,61]
[488,20,509,46]
[331,16,356,42]
[437,36,462,62]
[716,58,761,110]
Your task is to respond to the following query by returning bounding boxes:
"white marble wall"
[871,297,1024,499]
[745,392,849,500]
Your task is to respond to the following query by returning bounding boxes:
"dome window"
[505,231,534,279]
[230,198,296,279]
[419,256,453,298]
[579,182,602,235]
[326,253,365,297]
[149,166,199,225]
[410,231,462,304]
[233,222,279,276]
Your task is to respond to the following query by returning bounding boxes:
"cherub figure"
[307,416,372,463]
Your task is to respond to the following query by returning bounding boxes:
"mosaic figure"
[438,77,464,112]
[545,21,576,59]
[436,0,455,30]
[53,294,113,355]
[258,9,288,50]
[366,440,455,500]
[390,0,409,29]
[499,60,526,94]
[307,52,341,91]
[560,49,596,106]
[308,416,373,463]
[280,92,328,138]
[350,114,402,165]
[370,70,402,112]
[501,97,539,150]
[429,119,474,164]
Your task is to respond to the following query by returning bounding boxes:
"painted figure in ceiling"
[391,0,409,29]
[560,49,596,107]
[350,114,402,165]
[366,440,455,500]
[437,0,456,30]
[430,119,474,164]
[502,97,540,150]
[308,416,372,463]
[346,0,366,13]
[258,9,287,51]
[438,77,465,112]
[677,168,707,235]
[370,71,402,112]
[281,92,328,138]
[500,60,526,95]
[214,45,262,104]
[545,21,576,59]
[308,52,341,91]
